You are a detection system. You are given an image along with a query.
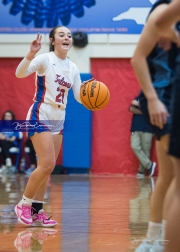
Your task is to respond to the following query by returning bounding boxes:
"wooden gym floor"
[0,174,155,252]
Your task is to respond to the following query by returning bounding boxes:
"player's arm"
[72,67,95,104]
[72,71,82,103]
[156,0,180,33]
[16,54,48,78]
[154,0,180,46]
[16,34,43,78]
[131,4,169,129]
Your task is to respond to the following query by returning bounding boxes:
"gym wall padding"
[0,58,35,120]
[62,74,92,170]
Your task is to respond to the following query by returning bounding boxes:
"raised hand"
[30,33,42,54]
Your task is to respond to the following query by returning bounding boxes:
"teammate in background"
[15,26,92,227]
[131,0,180,251]
[129,96,155,178]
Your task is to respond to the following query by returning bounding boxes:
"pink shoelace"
[36,211,52,221]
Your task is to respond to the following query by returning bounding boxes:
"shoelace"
[21,205,33,219]
[36,212,52,221]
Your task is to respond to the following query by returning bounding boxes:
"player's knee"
[40,158,56,174]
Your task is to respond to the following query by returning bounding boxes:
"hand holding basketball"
[80,80,110,110]
[81,77,95,87]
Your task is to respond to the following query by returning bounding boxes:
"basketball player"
[131,0,180,251]
[15,26,92,227]
[154,2,180,251]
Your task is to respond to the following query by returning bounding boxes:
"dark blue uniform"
[139,0,179,140]
[168,49,180,158]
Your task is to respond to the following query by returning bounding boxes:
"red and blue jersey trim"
[34,76,46,102]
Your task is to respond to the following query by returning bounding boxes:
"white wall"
[0,34,140,73]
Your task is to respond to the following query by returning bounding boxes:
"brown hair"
[49,26,64,52]
[2,110,16,120]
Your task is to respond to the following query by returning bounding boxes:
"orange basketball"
[80,80,110,111]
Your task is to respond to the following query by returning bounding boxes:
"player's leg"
[164,80,180,251]
[162,70,180,252]
[149,135,173,225]
[31,133,63,227]
[15,131,56,225]
[164,157,180,252]
[32,133,62,201]
[135,135,173,252]
[24,131,56,198]
[160,176,175,244]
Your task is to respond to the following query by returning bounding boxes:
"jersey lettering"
[56,87,65,104]
[55,74,71,88]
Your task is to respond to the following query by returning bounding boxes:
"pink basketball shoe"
[32,209,57,227]
[15,202,33,225]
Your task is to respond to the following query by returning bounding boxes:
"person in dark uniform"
[131,0,180,251]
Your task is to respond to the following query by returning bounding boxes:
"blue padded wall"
[62,74,92,171]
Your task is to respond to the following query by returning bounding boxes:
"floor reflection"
[0,174,154,252]
[14,228,58,251]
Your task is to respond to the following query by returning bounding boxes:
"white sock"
[21,195,33,205]
[160,219,167,243]
[146,221,162,240]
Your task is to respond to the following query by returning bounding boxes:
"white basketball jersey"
[30,52,82,109]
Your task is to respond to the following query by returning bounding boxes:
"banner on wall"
[0,0,156,34]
